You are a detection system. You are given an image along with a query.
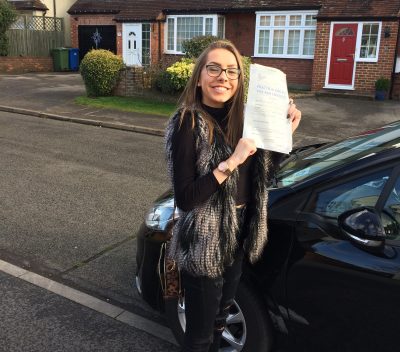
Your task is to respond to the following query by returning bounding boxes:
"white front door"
[123,23,142,66]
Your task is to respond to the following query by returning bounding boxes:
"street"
[1,94,400,351]
[0,110,176,351]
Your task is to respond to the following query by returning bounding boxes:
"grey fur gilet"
[165,111,271,278]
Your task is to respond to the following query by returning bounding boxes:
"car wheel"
[165,280,274,352]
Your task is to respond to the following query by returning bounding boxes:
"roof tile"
[68,0,400,20]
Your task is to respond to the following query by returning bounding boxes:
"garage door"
[78,25,117,61]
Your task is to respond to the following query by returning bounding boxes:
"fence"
[7,15,65,57]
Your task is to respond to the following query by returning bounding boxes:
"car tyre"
[165,280,274,351]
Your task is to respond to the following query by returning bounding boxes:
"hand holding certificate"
[243,64,292,154]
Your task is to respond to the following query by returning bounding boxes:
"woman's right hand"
[228,138,257,169]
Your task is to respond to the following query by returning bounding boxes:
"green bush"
[0,0,18,56]
[182,35,219,58]
[155,58,194,93]
[166,58,195,91]
[80,49,124,97]
[242,56,251,102]
[375,77,390,92]
[154,70,176,94]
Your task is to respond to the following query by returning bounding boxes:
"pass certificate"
[243,64,292,154]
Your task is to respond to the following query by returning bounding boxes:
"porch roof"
[317,0,400,20]
[68,0,123,15]
[8,0,48,12]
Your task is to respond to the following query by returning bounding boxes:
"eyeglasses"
[205,64,241,80]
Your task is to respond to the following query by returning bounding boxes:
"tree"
[0,0,18,56]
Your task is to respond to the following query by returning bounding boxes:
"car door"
[284,165,400,352]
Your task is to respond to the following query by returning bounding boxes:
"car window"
[314,169,391,219]
[276,122,400,187]
[382,177,400,240]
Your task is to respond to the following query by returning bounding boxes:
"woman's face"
[197,48,239,108]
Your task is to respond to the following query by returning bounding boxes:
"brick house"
[68,0,400,98]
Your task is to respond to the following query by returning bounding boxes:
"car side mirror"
[338,207,385,252]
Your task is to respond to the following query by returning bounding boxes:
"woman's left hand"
[288,98,302,134]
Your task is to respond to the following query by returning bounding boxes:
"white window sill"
[164,51,185,55]
[252,55,314,60]
[356,58,378,63]
[324,84,355,90]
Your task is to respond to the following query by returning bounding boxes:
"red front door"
[328,23,358,85]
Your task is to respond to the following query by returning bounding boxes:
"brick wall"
[311,21,330,92]
[225,13,256,58]
[70,15,122,56]
[114,67,151,96]
[160,53,184,69]
[0,56,53,73]
[151,21,163,66]
[312,20,399,94]
[252,58,313,89]
[225,13,313,89]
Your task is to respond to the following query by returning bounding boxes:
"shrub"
[154,70,176,94]
[242,56,251,102]
[166,58,195,91]
[155,58,194,93]
[182,35,219,58]
[80,49,124,97]
[375,77,390,92]
[0,0,18,56]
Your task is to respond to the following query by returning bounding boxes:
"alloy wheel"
[177,298,247,351]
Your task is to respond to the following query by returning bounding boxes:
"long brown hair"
[177,40,245,147]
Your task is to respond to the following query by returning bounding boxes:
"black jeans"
[181,208,247,352]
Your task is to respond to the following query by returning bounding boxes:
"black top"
[171,105,254,211]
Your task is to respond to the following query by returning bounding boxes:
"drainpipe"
[158,21,161,64]
[53,0,56,18]
[389,21,400,99]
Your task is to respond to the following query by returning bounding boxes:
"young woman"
[165,40,301,352]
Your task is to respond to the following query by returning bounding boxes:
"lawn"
[75,96,177,117]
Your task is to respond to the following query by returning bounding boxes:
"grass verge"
[75,96,177,117]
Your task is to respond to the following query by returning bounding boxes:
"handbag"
[158,204,182,300]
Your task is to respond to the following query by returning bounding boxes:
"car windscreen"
[276,122,400,187]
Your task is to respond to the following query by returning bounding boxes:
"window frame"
[376,166,400,245]
[142,23,151,67]
[254,10,318,59]
[355,21,382,63]
[164,14,224,54]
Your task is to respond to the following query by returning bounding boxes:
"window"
[255,11,318,58]
[217,16,225,39]
[165,15,225,54]
[382,177,400,240]
[314,170,391,219]
[358,23,380,61]
[142,23,151,66]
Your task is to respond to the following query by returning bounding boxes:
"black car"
[135,121,400,352]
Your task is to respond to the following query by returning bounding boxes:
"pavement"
[0,72,400,351]
[1,72,400,146]
[0,260,178,352]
